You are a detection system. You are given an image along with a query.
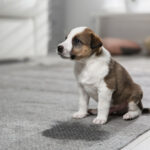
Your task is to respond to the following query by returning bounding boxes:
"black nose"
[57,45,64,53]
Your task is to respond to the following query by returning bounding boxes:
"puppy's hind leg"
[123,101,142,120]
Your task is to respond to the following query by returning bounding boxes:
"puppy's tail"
[142,108,150,114]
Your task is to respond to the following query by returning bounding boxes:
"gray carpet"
[0,56,150,150]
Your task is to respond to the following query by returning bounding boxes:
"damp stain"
[42,121,109,141]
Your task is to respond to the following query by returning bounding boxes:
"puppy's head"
[57,27,103,60]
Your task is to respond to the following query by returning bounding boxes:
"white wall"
[50,0,127,49]
[65,0,103,33]
[50,0,66,50]
[50,0,103,50]
[50,0,150,50]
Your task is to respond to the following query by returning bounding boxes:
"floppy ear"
[91,33,103,49]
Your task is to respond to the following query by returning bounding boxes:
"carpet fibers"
[0,56,150,150]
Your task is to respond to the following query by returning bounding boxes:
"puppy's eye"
[73,37,82,45]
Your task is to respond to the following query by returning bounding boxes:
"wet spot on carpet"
[42,121,109,141]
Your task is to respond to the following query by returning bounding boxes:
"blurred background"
[0,1,150,149]
[0,0,150,60]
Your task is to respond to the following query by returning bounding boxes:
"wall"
[49,0,66,51]
[50,0,104,50]
[65,0,103,32]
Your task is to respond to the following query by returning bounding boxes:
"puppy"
[57,27,149,124]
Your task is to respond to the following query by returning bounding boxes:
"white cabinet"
[0,0,51,60]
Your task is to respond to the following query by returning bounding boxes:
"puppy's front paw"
[72,112,87,119]
[93,117,107,125]
[123,113,131,120]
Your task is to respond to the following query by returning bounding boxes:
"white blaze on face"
[58,27,87,57]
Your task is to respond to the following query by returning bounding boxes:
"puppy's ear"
[91,33,103,49]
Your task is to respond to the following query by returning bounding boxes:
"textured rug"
[0,56,150,150]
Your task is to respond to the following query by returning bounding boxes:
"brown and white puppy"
[57,27,149,124]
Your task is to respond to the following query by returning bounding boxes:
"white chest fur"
[74,47,111,100]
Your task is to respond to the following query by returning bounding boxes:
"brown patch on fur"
[71,45,92,60]
[90,31,103,51]
[138,101,143,110]
[71,28,103,59]
[75,29,92,46]
[104,59,143,108]
[95,47,103,56]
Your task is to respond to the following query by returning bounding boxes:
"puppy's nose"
[57,45,64,53]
